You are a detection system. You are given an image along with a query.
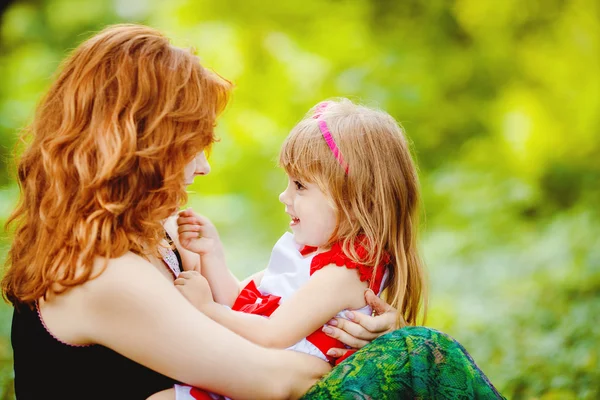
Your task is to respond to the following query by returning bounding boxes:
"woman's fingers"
[346,308,396,334]
[325,347,353,359]
[362,289,399,332]
[327,317,380,341]
[365,289,393,315]
[322,325,370,349]
[321,291,399,349]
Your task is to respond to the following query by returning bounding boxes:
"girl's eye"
[294,180,305,190]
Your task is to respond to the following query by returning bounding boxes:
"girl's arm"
[175,209,240,306]
[322,289,399,358]
[239,269,266,288]
[42,253,329,400]
[164,215,201,272]
[179,264,368,349]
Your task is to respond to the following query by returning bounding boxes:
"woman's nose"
[195,153,211,176]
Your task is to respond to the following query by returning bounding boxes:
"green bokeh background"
[0,0,599,399]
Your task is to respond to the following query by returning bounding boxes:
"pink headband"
[312,102,349,174]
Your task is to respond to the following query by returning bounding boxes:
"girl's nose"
[279,185,291,205]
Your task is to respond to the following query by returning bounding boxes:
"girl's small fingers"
[177,224,201,235]
[176,216,202,227]
[178,208,193,217]
[178,271,200,279]
[176,216,193,225]
[178,209,210,223]
[179,232,201,242]
[192,214,212,225]
[322,325,370,349]
[177,210,199,221]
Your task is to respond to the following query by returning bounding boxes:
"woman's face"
[184,151,211,186]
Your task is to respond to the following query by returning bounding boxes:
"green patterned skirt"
[301,327,505,399]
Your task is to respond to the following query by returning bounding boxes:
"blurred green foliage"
[0,0,599,398]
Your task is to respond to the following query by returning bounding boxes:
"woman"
[3,23,332,400]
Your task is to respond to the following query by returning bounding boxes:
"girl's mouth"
[290,217,300,227]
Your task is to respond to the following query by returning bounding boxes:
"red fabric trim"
[309,240,389,292]
[232,281,281,317]
[190,388,221,399]
[306,329,345,364]
[300,245,318,256]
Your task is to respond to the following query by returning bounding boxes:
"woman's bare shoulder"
[39,251,167,345]
[85,251,172,305]
[80,251,198,344]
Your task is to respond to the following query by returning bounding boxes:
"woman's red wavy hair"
[2,24,231,305]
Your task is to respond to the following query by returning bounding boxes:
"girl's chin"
[291,233,321,248]
[291,232,304,243]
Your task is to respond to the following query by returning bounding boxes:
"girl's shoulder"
[309,240,389,292]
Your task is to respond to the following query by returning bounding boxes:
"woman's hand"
[174,271,215,311]
[323,289,401,358]
[177,208,224,257]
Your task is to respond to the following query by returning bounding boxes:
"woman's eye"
[294,180,305,190]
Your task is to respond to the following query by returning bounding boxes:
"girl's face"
[184,151,211,185]
[279,175,337,248]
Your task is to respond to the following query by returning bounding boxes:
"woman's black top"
[11,235,183,399]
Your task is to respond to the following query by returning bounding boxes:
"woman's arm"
[56,253,328,399]
[178,265,368,349]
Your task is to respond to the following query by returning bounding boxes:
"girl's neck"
[316,245,332,254]
[300,244,332,257]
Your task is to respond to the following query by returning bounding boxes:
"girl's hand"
[323,289,401,358]
[174,271,215,310]
[177,208,223,257]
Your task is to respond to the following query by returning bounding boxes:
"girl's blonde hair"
[2,24,231,305]
[279,98,427,326]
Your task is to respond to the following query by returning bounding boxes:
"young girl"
[171,98,428,399]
